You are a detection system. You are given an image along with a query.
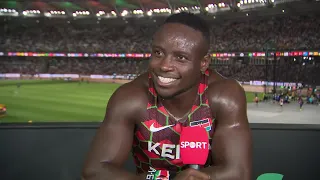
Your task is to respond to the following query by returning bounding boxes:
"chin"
[154,86,177,99]
[155,86,189,100]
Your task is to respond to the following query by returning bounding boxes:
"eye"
[176,55,187,61]
[153,50,164,57]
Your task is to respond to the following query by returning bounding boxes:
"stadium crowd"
[1,56,319,85]
[1,13,320,85]
[1,14,320,53]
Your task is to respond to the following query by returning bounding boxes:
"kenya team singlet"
[132,70,216,174]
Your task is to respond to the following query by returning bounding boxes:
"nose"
[159,56,174,72]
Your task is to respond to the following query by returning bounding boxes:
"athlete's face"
[149,23,210,99]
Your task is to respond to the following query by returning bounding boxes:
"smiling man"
[82,12,252,180]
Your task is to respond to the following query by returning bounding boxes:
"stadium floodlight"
[121,10,128,16]
[133,9,142,14]
[147,11,152,16]
[44,12,51,17]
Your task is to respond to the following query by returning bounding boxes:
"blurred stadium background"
[0,0,319,123]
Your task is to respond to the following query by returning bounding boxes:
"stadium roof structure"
[0,0,319,21]
[0,0,237,12]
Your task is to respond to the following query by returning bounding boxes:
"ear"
[200,54,210,72]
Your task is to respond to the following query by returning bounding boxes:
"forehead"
[152,23,204,52]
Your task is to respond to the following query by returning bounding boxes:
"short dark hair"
[163,12,210,47]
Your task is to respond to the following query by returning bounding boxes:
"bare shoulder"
[207,69,246,118]
[205,71,251,180]
[105,73,149,122]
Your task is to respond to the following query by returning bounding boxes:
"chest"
[134,104,215,147]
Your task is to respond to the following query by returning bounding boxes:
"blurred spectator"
[0,14,320,84]
[1,57,319,86]
[0,14,319,53]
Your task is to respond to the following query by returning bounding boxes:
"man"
[298,96,304,111]
[82,12,252,180]
[255,93,259,107]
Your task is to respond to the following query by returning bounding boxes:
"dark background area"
[0,123,319,180]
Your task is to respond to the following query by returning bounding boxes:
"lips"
[158,76,177,83]
[155,75,179,87]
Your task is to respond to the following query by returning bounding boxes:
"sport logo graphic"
[189,118,212,131]
[149,123,174,133]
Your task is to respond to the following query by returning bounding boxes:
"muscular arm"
[200,79,252,180]
[81,82,147,180]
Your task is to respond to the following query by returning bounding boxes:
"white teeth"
[158,76,177,83]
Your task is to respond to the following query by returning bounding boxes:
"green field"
[0,80,262,123]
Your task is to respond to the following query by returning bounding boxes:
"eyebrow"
[152,45,192,57]
[173,51,191,57]
[151,45,165,50]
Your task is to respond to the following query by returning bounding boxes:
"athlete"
[255,93,259,107]
[279,96,284,111]
[298,96,304,111]
[82,12,252,180]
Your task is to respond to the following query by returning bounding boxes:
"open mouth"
[156,75,179,87]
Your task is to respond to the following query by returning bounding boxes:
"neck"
[161,81,199,119]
